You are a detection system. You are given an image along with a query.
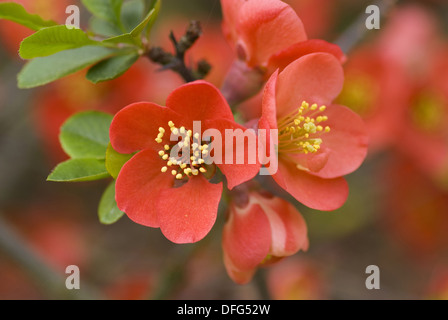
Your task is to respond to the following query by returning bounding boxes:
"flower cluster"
[108,0,368,283]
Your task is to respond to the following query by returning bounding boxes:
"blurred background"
[1,0,448,300]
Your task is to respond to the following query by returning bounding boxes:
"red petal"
[275,159,349,211]
[110,102,182,154]
[222,202,271,282]
[237,0,307,67]
[205,119,261,189]
[165,80,234,124]
[254,194,309,256]
[310,104,369,178]
[258,71,280,174]
[276,52,344,119]
[260,69,279,130]
[222,251,257,285]
[157,176,223,244]
[220,0,246,46]
[289,149,331,174]
[115,149,173,228]
[267,39,346,75]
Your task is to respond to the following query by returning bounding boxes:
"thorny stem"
[146,20,211,83]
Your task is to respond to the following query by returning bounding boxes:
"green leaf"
[120,0,144,32]
[60,111,113,159]
[86,53,140,83]
[105,143,134,179]
[88,16,122,37]
[98,180,125,224]
[145,0,161,38]
[81,0,123,26]
[17,45,118,88]
[47,158,110,182]
[103,5,157,46]
[0,2,57,31]
[19,25,100,59]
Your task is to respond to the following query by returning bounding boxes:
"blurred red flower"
[219,0,344,104]
[267,257,327,300]
[380,154,448,261]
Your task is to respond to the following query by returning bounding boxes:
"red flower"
[259,53,369,211]
[335,45,409,153]
[219,0,345,104]
[222,191,308,284]
[110,80,260,244]
[379,154,448,260]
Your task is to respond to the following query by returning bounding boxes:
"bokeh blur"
[1,0,448,300]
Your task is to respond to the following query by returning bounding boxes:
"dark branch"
[146,21,211,83]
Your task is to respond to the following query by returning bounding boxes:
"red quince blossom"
[110,80,260,244]
[219,0,345,104]
[335,45,409,153]
[283,0,336,39]
[337,5,448,184]
[222,191,308,284]
[397,46,448,186]
[259,52,369,211]
[220,0,344,72]
[379,154,448,261]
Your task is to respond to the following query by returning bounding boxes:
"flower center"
[336,74,377,117]
[155,121,210,180]
[411,90,445,132]
[277,101,330,155]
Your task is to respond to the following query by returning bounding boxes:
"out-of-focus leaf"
[81,0,123,26]
[0,2,57,31]
[103,5,157,46]
[121,0,144,32]
[145,0,161,38]
[88,16,122,37]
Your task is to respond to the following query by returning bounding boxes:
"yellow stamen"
[276,101,331,156]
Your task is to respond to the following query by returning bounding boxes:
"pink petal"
[310,104,369,178]
[254,193,309,256]
[275,159,349,211]
[237,0,307,67]
[276,52,344,119]
[222,202,271,279]
[267,39,346,75]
